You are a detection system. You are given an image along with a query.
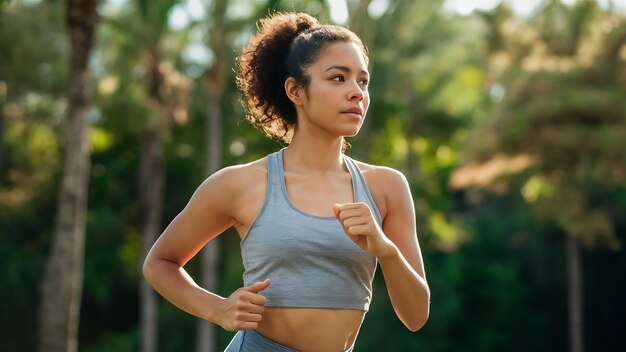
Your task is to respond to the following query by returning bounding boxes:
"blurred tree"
[39,0,99,352]
[347,0,372,38]
[0,0,68,187]
[134,0,191,351]
[0,3,67,350]
[0,81,5,178]
[99,0,192,350]
[0,0,10,14]
[451,2,626,352]
[197,0,227,351]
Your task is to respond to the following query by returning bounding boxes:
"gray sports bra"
[240,149,381,311]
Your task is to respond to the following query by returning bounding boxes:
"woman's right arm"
[142,166,269,331]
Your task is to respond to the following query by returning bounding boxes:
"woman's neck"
[284,133,346,174]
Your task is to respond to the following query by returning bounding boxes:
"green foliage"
[0,119,60,352]
[0,1,67,96]
[458,3,626,249]
[82,328,139,352]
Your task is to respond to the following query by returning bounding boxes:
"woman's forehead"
[311,42,369,73]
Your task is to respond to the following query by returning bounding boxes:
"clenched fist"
[217,279,270,331]
[333,202,394,258]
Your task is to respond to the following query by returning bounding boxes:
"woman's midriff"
[254,307,366,352]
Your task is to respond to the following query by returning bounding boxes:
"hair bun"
[258,12,319,44]
[236,12,319,142]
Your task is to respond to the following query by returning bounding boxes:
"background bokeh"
[2,0,626,351]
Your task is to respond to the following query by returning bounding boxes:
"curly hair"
[236,12,368,144]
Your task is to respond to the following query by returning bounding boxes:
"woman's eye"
[359,79,369,86]
[331,75,345,82]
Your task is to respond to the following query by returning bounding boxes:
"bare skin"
[143,42,429,351]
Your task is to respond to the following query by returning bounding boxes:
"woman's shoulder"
[350,158,408,186]
[193,156,269,199]
[206,156,269,187]
[190,156,269,215]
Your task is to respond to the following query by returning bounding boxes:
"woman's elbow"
[142,255,157,284]
[406,298,430,332]
[407,312,429,332]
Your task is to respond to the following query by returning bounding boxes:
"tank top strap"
[343,155,382,225]
[265,149,284,200]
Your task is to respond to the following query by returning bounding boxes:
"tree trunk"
[405,75,421,181]
[139,50,167,352]
[39,1,98,351]
[348,0,373,43]
[197,85,223,352]
[567,236,584,352]
[197,58,225,352]
[197,1,227,351]
[0,82,5,179]
[138,127,165,352]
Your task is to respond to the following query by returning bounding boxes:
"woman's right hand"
[217,279,270,331]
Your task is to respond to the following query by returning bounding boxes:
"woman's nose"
[348,83,364,101]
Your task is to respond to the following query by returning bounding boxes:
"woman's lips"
[341,107,363,117]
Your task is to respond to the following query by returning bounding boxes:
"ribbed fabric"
[225,330,296,352]
[224,330,355,352]
[240,149,380,311]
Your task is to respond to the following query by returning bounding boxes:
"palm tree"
[38,1,99,351]
[132,1,190,351]
[197,1,227,350]
[98,1,190,350]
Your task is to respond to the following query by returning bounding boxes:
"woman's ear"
[285,77,303,105]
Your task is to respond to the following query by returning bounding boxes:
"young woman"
[143,12,430,352]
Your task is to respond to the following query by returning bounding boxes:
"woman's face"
[295,41,370,139]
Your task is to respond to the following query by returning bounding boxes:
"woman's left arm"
[334,168,430,331]
[377,169,430,331]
